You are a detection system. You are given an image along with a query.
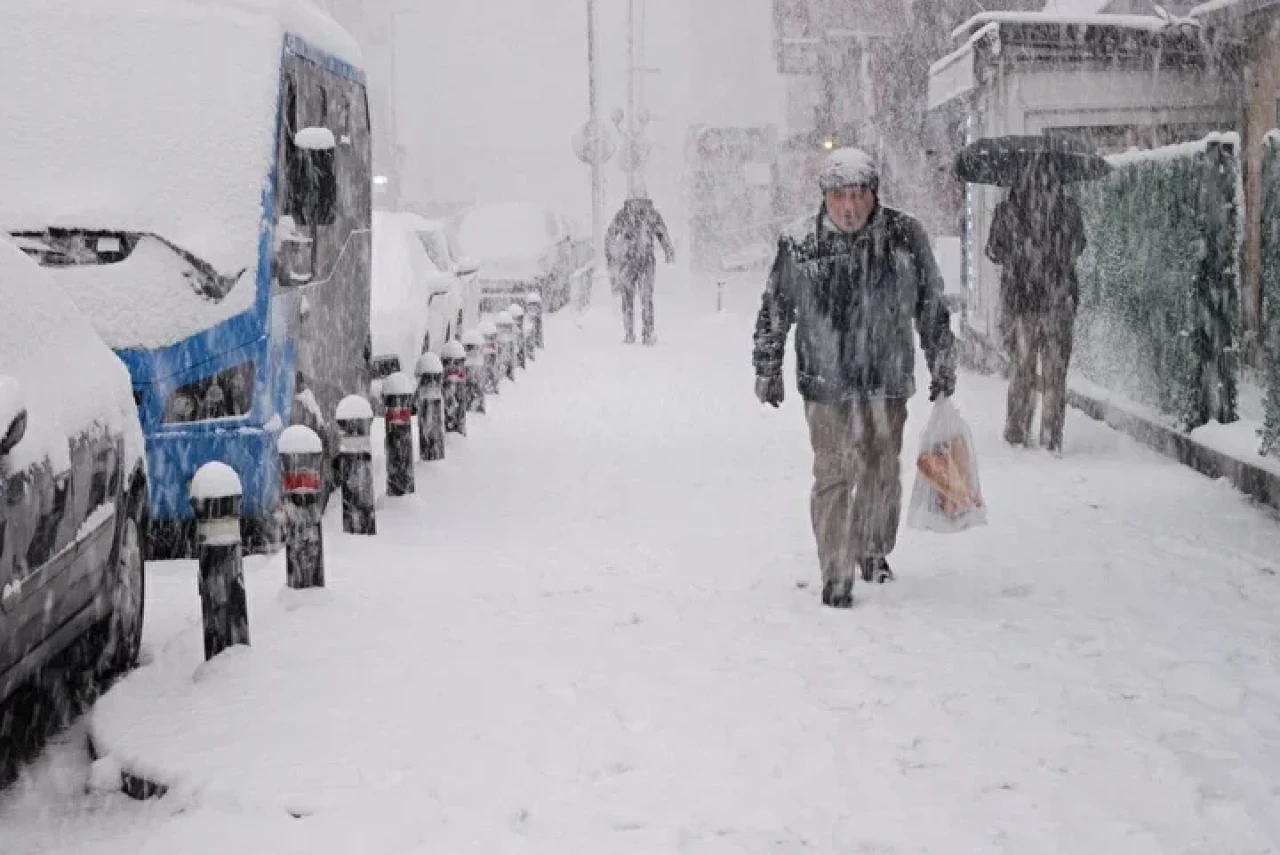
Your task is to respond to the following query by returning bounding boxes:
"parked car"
[402,212,482,331]
[370,210,476,383]
[448,202,588,313]
[0,237,148,707]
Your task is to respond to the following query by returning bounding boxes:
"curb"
[956,321,1280,512]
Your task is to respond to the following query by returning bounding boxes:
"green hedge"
[1262,135,1280,457]
[1074,137,1241,431]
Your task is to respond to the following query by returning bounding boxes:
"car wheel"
[96,496,146,680]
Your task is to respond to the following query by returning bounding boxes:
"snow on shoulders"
[336,394,374,422]
[190,461,243,500]
[1106,131,1240,167]
[278,424,323,455]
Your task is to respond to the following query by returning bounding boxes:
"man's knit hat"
[818,147,879,194]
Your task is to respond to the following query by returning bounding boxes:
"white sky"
[386,0,786,233]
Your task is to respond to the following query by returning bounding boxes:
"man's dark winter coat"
[752,204,955,403]
[606,198,674,279]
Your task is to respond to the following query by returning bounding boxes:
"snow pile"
[37,236,257,351]
[0,238,144,474]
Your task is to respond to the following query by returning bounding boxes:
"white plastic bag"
[906,398,988,534]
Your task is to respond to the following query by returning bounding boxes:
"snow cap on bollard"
[441,340,467,360]
[190,462,242,549]
[191,461,242,500]
[495,311,514,329]
[525,291,542,305]
[477,320,498,338]
[415,352,444,377]
[508,303,525,320]
[383,371,416,397]
[278,425,324,497]
[336,394,374,423]
[461,329,485,348]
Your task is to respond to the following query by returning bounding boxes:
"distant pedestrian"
[753,147,956,609]
[605,196,675,345]
[985,169,1086,453]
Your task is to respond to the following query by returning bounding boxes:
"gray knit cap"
[818,147,879,194]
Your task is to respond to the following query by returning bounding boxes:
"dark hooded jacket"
[605,198,674,278]
[752,204,955,403]
[986,186,1086,319]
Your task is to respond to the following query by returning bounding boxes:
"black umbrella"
[954,135,1112,187]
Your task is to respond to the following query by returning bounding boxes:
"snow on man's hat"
[818,147,879,194]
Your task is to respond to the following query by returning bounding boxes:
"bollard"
[190,462,250,661]
[461,328,487,414]
[440,339,468,435]
[508,303,527,371]
[478,320,500,395]
[382,371,416,496]
[278,425,325,590]
[415,353,446,461]
[336,395,376,535]
[523,314,537,364]
[526,291,544,350]
[495,311,516,383]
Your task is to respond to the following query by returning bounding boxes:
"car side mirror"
[0,376,27,457]
[274,215,314,287]
[293,127,337,228]
[453,256,480,277]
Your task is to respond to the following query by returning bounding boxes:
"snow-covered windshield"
[0,3,281,277]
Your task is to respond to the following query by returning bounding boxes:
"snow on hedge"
[0,238,144,474]
[1106,131,1241,167]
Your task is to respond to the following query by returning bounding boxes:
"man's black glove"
[755,375,784,408]
[929,365,956,402]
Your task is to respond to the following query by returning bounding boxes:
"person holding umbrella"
[955,136,1106,453]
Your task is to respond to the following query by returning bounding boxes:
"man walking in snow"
[752,147,956,609]
[605,195,676,345]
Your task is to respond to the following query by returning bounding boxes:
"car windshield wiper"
[10,228,246,301]
[137,231,247,301]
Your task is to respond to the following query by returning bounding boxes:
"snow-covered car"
[448,202,588,313]
[402,211,482,331]
[371,210,476,383]
[0,237,148,707]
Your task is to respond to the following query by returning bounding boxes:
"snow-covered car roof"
[0,0,359,277]
[0,237,144,474]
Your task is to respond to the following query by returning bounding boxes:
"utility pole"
[627,0,638,196]
[586,0,608,310]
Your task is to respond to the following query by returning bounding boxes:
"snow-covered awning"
[950,11,1169,41]
[1190,0,1280,20]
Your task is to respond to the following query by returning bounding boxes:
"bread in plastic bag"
[906,398,988,533]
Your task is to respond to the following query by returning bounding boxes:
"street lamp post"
[586,0,608,311]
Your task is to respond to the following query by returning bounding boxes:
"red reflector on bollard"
[386,407,413,425]
[447,369,467,380]
[284,470,321,494]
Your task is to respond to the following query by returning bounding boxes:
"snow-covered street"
[5,271,1280,853]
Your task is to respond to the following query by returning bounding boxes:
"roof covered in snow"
[0,0,361,278]
[951,10,1170,40]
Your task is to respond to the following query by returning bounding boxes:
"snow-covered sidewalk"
[6,271,1280,853]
